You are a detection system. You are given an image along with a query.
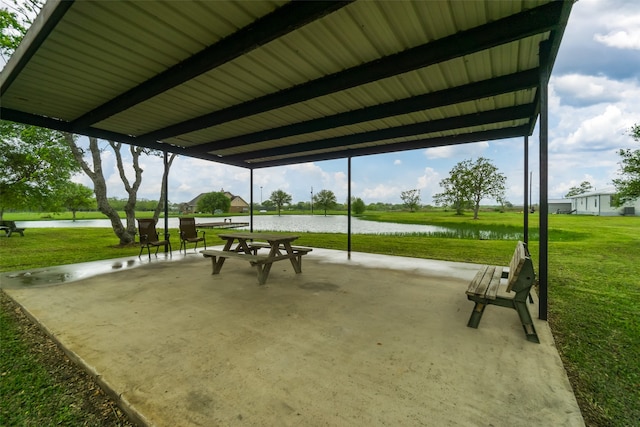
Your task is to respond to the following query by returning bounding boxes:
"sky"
[6,0,640,207]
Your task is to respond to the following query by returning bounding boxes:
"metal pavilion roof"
[1,0,573,170]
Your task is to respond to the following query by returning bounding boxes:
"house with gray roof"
[566,187,639,216]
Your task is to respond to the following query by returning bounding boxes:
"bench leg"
[466,300,488,329]
[514,300,540,343]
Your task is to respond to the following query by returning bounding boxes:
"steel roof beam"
[223,104,535,162]
[247,126,530,169]
[0,107,221,162]
[193,68,539,154]
[141,1,564,142]
[69,1,351,131]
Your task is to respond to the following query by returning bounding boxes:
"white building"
[566,187,639,216]
[549,199,573,214]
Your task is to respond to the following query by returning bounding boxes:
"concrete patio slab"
[1,248,584,426]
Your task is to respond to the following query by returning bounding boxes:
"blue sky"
[8,0,640,207]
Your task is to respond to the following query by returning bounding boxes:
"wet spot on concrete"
[186,390,214,414]
[298,281,339,292]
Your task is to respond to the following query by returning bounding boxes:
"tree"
[0,7,28,63]
[400,189,421,212]
[197,192,231,215]
[269,189,292,216]
[313,189,337,216]
[565,181,593,198]
[612,124,640,205]
[352,197,366,215]
[0,122,80,219]
[58,182,94,221]
[433,157,506,219]
[66,135,176,245]
[3,1,177,244]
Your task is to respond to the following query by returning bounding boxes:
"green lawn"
[1,211,638,426]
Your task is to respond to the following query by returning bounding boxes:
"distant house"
[186,190,249,214]
[566,187,639,216]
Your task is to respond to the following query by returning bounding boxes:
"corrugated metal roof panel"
[1,0,572,168]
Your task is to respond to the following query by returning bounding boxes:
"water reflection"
[17,215,447,235]
[13,215,538,240]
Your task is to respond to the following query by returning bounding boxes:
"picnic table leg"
[210,256,226,274]
[254,262,273,285]
[281,242,302,273]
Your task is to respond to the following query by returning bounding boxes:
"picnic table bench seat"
[0,220,25,237]
[246,241,313,254]
[465,241,539,343]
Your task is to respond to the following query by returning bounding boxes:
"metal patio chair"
[137,218,171,259]
[179,217,206,254]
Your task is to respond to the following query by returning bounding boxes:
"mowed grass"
[1,211,638,426]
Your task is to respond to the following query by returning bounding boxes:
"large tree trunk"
[110,141,143,240]
[65,135,135,245]
[65,135,176,246]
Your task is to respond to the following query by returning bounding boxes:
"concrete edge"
[4,290,152,427]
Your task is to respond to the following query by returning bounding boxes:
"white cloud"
[424,141,489,159]
[416,167,439,191]
[551,104,635,152]
[551,74,629,106]
[361,184,401,202]
[393,159,402,165]
[593,13,640,50]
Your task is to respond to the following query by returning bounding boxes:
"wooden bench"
[0,220,25,237]
[465,241,539,343]
[246,242,312,267]
[201,249,305,285]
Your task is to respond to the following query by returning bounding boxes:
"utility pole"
[311,186,314,215]
[260,186,263,205]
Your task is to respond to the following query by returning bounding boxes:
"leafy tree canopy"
[58,182,95,220]
[433,157,506,219]
[0,122,80,218]
[400,189,421,212]
[197,192,231,215]
[352,197,366,215]
[313,189,337,216]
[565,181,593,198]
[269,189,292,215]
[612,124,640,206]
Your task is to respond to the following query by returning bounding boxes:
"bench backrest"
[0,220,17,229]
[506,241,535,293]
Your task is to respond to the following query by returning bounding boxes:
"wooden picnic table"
[201,232,310,285]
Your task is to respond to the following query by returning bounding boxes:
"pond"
[16,215,445,235]
[15,215,535,240]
